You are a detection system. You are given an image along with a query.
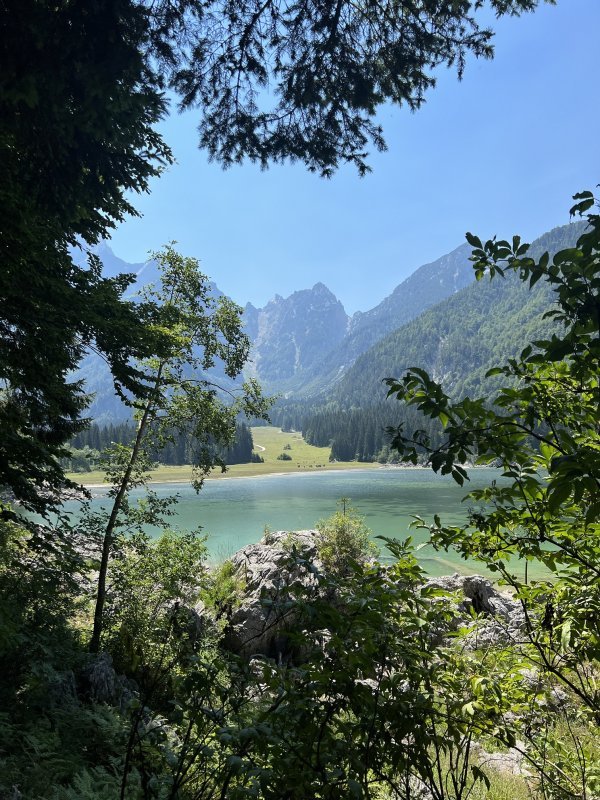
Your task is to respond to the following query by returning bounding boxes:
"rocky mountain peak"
[245,283,349,384]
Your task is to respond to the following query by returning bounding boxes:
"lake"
[64,467,518,577]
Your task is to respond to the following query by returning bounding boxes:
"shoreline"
[70,462,390,490]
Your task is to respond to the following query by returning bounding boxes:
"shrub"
[276,452,292,461]
[315,500,378,576]
[201,559,245,621]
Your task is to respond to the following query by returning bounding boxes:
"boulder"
[79,652,137,711]
[223,530,323,659]
[168,598,213,645]
[424,573,526,646]
[223,531,526,659]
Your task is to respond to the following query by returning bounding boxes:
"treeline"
[264,399,442,463]
[65,421,258,472]
[303,402,443,462]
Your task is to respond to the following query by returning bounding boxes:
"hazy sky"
[111,0,599,315]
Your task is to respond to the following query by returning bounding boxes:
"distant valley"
[78,219,586,463]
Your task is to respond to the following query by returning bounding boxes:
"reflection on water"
[60,467,536,578]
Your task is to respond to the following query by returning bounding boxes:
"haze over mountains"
[78,219,585,427]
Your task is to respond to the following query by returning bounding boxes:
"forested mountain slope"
[333,221,585,408]
[286,220,588,462]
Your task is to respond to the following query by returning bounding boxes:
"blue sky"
[111,0,599,315]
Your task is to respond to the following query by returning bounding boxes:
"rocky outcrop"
[223,530,323,660]
[424,573,526,646]
[245,284,349,385]
[223,531,526,660]
[79,652,137,711]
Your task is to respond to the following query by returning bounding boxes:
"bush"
[276,452,292,461]
[315,500,378,575]
[200,559,245,621]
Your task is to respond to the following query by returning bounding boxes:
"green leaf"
[560,620,572,653]
[547,482,571,512]
[466,232,482,249]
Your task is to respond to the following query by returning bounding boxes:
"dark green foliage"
[71,422,138,452]
[0,518,136,798]
[167,0,548,176]
[222,423,255,465]
[68,420,256,469]
[0,0,172,513]
[103,530,208,704]
[200,559,246,620]
[276,452,292,461]
[386,191,600,796]
[303,402,435,462]
[315,500,377,576]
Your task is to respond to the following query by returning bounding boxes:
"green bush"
[315,500,378,575]
[200,559,245,621]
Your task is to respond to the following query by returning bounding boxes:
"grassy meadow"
[68,426,380,486]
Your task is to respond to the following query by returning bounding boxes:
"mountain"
[244,283,349,384]
[72,244,235,425]
[252,242,476,396]
[289,220,587,463]
[70,241,149,281]
[74,220,585,429]
[333,221,586,408]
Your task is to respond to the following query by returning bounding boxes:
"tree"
[385,190,600,796]
[0,0,172,513]
[2,0,549,512]
[315,498,378,576]
[89,244,268,652]
[157,0,551,176]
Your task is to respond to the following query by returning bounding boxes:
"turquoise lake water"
[62,467,517,577]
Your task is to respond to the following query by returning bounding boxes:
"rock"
[474,741,529,777]
[46,668,78,708]
[168,599,213,644]
[424,573,525,646]
[223,530,323,659]
[0,787,23,800]
[223,535,526,659]
[79,652,137,711]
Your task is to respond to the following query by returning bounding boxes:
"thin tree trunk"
[89,364,164,653]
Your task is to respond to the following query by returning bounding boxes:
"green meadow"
[69,426,379,486]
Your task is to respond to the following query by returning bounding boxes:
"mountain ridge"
[75,218,585,425]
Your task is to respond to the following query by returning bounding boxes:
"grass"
[68,426,380,486]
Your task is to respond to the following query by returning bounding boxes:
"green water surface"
[63,467,526,577]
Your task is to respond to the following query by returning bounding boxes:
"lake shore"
[68,459,385,489]
[66,425,457,489]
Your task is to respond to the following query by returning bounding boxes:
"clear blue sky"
[111,0,599,315]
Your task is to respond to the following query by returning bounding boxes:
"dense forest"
[65,421,258,472]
